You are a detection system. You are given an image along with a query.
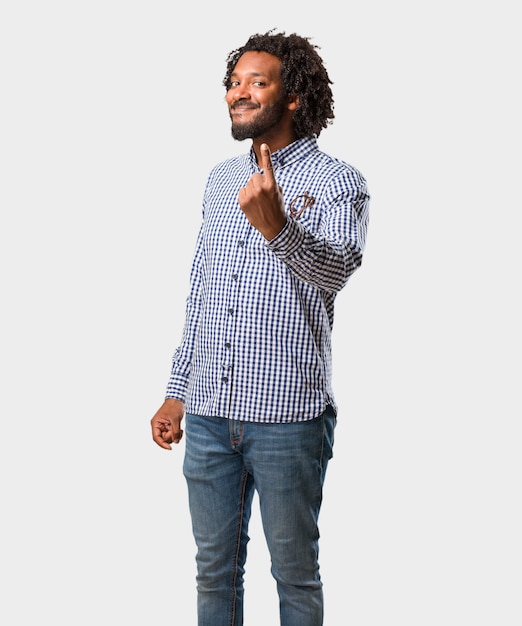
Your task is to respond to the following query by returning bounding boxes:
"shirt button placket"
[221,239,245,394]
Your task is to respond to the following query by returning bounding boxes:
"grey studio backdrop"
[1,1,520,625]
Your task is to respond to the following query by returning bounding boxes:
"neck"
[252,131,297,163]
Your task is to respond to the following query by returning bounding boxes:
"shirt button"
[232,274,238,281]
[225,342,231,349]
[238,240,245,247]
[228,308,234,315]
[222,376,229,383]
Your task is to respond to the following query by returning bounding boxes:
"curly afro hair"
[223,29,334,139]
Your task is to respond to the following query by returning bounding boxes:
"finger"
[152,421,172,448]
[153,431,172,449]
[172,429,184,444]
[260,143,275,183]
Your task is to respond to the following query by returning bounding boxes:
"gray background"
[1,1,520,624]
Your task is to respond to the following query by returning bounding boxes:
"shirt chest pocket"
[286,191,322,233]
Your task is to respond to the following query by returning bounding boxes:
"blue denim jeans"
[182,406,336,626]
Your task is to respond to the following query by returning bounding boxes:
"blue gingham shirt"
[166,136,370,423]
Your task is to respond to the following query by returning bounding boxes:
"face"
[226,51,293,142]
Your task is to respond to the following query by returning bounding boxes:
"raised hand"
[238,143,287,240]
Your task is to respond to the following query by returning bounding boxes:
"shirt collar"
[248,136,319,171]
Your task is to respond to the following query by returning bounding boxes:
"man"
[151,30,370,626]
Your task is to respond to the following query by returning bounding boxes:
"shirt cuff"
[165,374,188,402]
[265,218,306,256]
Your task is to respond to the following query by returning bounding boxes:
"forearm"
[267,219,364,293]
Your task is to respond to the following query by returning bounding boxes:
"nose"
[230,83,250,101]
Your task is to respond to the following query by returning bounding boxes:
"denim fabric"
[183,407,336,626]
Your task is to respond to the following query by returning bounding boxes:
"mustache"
[231,100,260,111]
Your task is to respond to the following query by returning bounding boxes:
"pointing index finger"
[260,143,275,181]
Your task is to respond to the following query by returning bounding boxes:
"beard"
[230,95,287,141]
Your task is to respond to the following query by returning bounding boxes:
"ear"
[287,94,300,111]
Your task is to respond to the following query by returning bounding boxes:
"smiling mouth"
[231,103,259,112]
[230,108,257,121]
